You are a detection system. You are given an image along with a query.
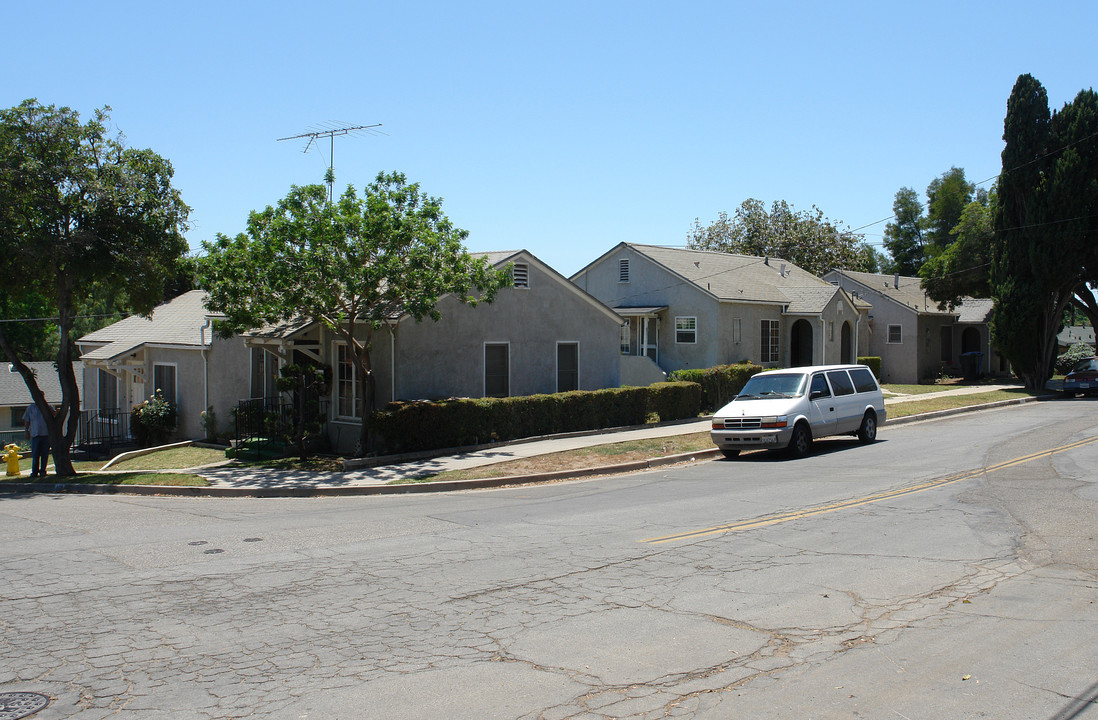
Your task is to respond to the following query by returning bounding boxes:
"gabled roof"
[78,290,216,361]
[0,361,83,407]
[576,243,867,315]
[827,270,991,320]
[245,249,623,341]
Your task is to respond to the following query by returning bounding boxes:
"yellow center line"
[641,435,1098,545]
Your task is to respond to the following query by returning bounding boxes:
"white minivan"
[710,364,886,458]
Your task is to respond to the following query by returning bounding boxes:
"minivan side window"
[849,367,879,393]
[810,374,831,398]
[826,370,856,396]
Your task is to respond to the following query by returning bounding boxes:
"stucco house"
[823,270,1010,384]
[77,290,251,443]
[570,243,869,380]
[244,249,625,454]
[0,361,83,447]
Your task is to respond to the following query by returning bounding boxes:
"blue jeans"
[30,435,50,476]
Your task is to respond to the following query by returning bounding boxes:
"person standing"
[23,402,51,478]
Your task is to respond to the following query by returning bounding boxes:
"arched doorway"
[961,327,980,353]
[790,319,814,367]
[841,321,853,364]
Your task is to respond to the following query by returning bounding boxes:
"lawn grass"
[394,431,718,484]
[0,471,208,486]
[885,388,1037,419]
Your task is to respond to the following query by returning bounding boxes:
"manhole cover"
[0,692,50,720]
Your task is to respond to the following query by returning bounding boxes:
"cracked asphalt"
[1,399,1096,719]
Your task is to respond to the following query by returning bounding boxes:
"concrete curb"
[0,395,1051,498]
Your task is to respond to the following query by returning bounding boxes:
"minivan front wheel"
[857,411,878,444]
[787,422,812,458]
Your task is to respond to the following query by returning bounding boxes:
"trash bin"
[960,351,983,380]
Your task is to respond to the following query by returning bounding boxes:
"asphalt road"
[1,399,1096,719]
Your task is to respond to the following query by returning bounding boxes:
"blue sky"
[4,1,1096,277]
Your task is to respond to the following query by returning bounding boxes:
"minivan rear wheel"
[787,422,812,458]
[857,411,877,444]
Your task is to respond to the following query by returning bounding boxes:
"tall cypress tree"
[991,76,1098,389]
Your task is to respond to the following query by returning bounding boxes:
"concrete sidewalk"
[194,382,1030,492]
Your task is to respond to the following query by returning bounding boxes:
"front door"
[791,319,814,367]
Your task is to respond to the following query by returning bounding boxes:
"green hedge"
[858,356,881,380]
[368,383,703,455]
[668,363,762,413]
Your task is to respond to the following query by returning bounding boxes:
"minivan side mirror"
[810,389,829,401]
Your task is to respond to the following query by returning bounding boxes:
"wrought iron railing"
[233,396,329,459]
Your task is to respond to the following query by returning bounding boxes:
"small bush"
[131,391,178,447]
[1056,342,1095,375]
[858,356,881,380]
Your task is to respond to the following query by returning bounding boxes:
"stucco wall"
[393,260,621,399]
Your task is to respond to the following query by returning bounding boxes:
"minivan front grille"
[719,418,762,430]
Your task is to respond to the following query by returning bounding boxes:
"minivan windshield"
[734,373,807,399]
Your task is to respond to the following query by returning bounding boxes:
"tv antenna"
[277,122,384,202]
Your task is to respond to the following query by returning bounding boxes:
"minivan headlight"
[760,416,788,428]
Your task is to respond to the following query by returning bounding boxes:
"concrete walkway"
[195,382,1029,492]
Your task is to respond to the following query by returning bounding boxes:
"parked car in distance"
[710,364,886,459]
[1062,357,1098,397]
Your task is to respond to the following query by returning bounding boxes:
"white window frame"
[887,324,903,344]
[620,323,631,355]
[512,263,530,289]
[556,341,580,393]
[484,342,511,398]
[153,363,178,407]
[733,317,742,344]
[761,319,780,363]
[618,258,630,283]
[675,316,697,344]
[334,342,361,420]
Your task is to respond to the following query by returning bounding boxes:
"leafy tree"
[0,99,189,476]
[199,171,511,454]
[991,76,1098,390]
[687,199,876,277]
[882,187,925,275]
[920,190,995,309]
[924,167,977,253]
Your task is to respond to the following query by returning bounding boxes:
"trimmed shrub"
[647,381,702,422]
[368,385,678,455]
[858,356,881,380]
[669,363,761,412]
[1056,342,1094,375]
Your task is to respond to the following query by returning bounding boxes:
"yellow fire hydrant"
[4,443,22,477]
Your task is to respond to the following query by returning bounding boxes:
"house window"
[761,320,780,363]
[618,258,630,283]
[485,343,510,398]
[98,369,118,411]
[828,321,835,342]
[888,324,903,344]
[10,407,26,429]
[512,263,529,289]
[675,317,697,344]
[250,348,280,399]
[557,342,579,392]
[733,318,742,344]
[335,344,360,419]
[153,364,177,407]
[620,323,631,355]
